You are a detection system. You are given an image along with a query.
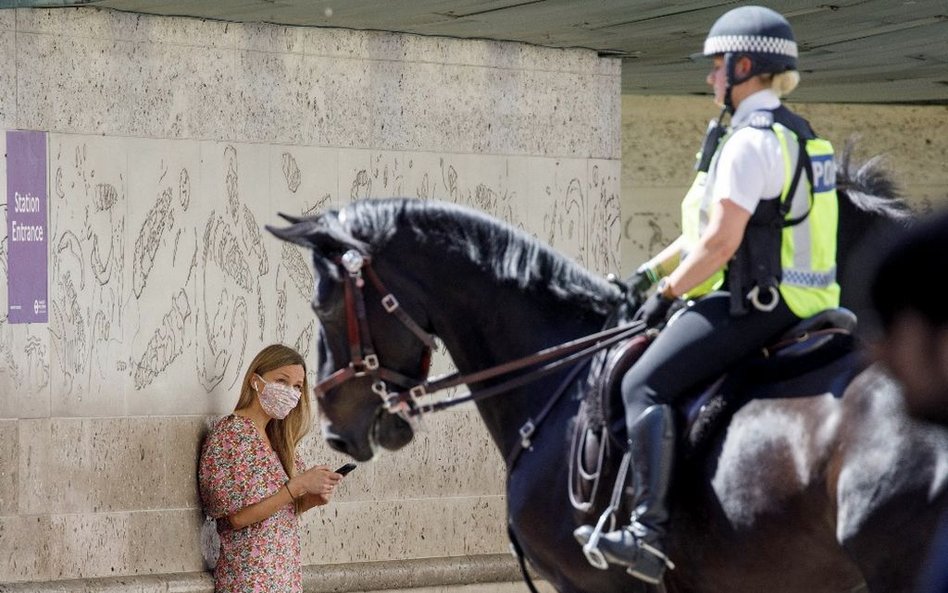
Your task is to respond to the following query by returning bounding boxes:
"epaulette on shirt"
[747,110,775,129]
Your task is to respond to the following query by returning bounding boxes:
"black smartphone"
[335,462,357,476]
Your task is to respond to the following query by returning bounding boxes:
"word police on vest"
[811,154,837,194]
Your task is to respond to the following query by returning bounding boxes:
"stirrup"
[626,539,676,585]
[581,504,618,570]
[637,539,675,571]
[582,449,633,570]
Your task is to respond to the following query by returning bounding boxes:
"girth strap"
[508,524,542,593]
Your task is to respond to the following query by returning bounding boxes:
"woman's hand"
[226,465,343,529]
[289,465,344,512]
[288,465,342,499]
[303,492,332,507]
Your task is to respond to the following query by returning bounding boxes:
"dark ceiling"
[10,0,948,104]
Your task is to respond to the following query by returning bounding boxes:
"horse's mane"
[339,198,622,315]
[836,138,912,220]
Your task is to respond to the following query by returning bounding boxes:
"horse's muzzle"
[376,413,414,451]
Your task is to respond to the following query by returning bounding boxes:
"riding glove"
[637,292,675,329]
[625,265,659,309]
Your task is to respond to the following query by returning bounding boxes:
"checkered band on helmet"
[702,5,798,72]
[704,34,798,59]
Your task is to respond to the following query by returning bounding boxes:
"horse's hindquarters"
[832,369,948,592]
[671,396,867,593]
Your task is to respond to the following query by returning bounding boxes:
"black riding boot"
[574,404,676,584]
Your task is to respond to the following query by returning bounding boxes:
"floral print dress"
[199,414,305,593]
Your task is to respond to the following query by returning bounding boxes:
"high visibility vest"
[680,109,840,318]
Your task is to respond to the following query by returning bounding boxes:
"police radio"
[695,110,729,173]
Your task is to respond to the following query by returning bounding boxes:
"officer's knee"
[620,371,641,407]
[621,370,664,413]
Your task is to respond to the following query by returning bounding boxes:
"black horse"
[268,155,948,593]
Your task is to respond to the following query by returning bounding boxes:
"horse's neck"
[424,275,607,458]
[375,210,617,457]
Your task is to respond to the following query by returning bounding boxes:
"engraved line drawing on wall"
[126,159,197,395]
[48,140,128,399]
[282,152,301,193]
[134,289,192,390]
[31,137,619,410]
[132,187,173,299]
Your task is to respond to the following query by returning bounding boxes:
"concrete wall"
[0,6,619,590]
[620,95,948,267]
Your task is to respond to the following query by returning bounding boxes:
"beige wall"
[0,6,619,589]
[620,95,948,268]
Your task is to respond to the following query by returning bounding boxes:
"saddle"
[569,307,864,517]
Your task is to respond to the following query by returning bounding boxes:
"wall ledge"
[0,554,526,593]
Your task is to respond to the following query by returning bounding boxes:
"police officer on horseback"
[575,6,841,584]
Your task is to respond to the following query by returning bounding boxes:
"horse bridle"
[314,249,436,413]
[315,249,646,425]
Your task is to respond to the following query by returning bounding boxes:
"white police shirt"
[713,89,787,214]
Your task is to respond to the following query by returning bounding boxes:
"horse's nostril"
[326,437,348,453]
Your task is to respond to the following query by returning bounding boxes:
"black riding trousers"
[621,291,800,429]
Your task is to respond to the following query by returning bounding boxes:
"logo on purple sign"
[6,130,48,324]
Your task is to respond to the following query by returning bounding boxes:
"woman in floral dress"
[199,344,345,592]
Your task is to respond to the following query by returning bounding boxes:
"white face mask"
[253,374,302,420]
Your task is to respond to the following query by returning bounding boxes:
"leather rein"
[314,249,645,428]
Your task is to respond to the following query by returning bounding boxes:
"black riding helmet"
[700,5,798,111]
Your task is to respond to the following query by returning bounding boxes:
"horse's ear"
[266,212,366,257]
[277,212,304,224]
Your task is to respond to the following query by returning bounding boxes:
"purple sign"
[6,130,48,324]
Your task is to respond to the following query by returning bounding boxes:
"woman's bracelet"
[284,480,299,501]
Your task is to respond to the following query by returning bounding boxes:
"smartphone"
[335,462,357,476]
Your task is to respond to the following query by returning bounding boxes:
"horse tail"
[834,137,914,315]
[836,137,913,221]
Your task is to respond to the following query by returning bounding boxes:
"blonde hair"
[770,70,800,98]
[235,344,312,480]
